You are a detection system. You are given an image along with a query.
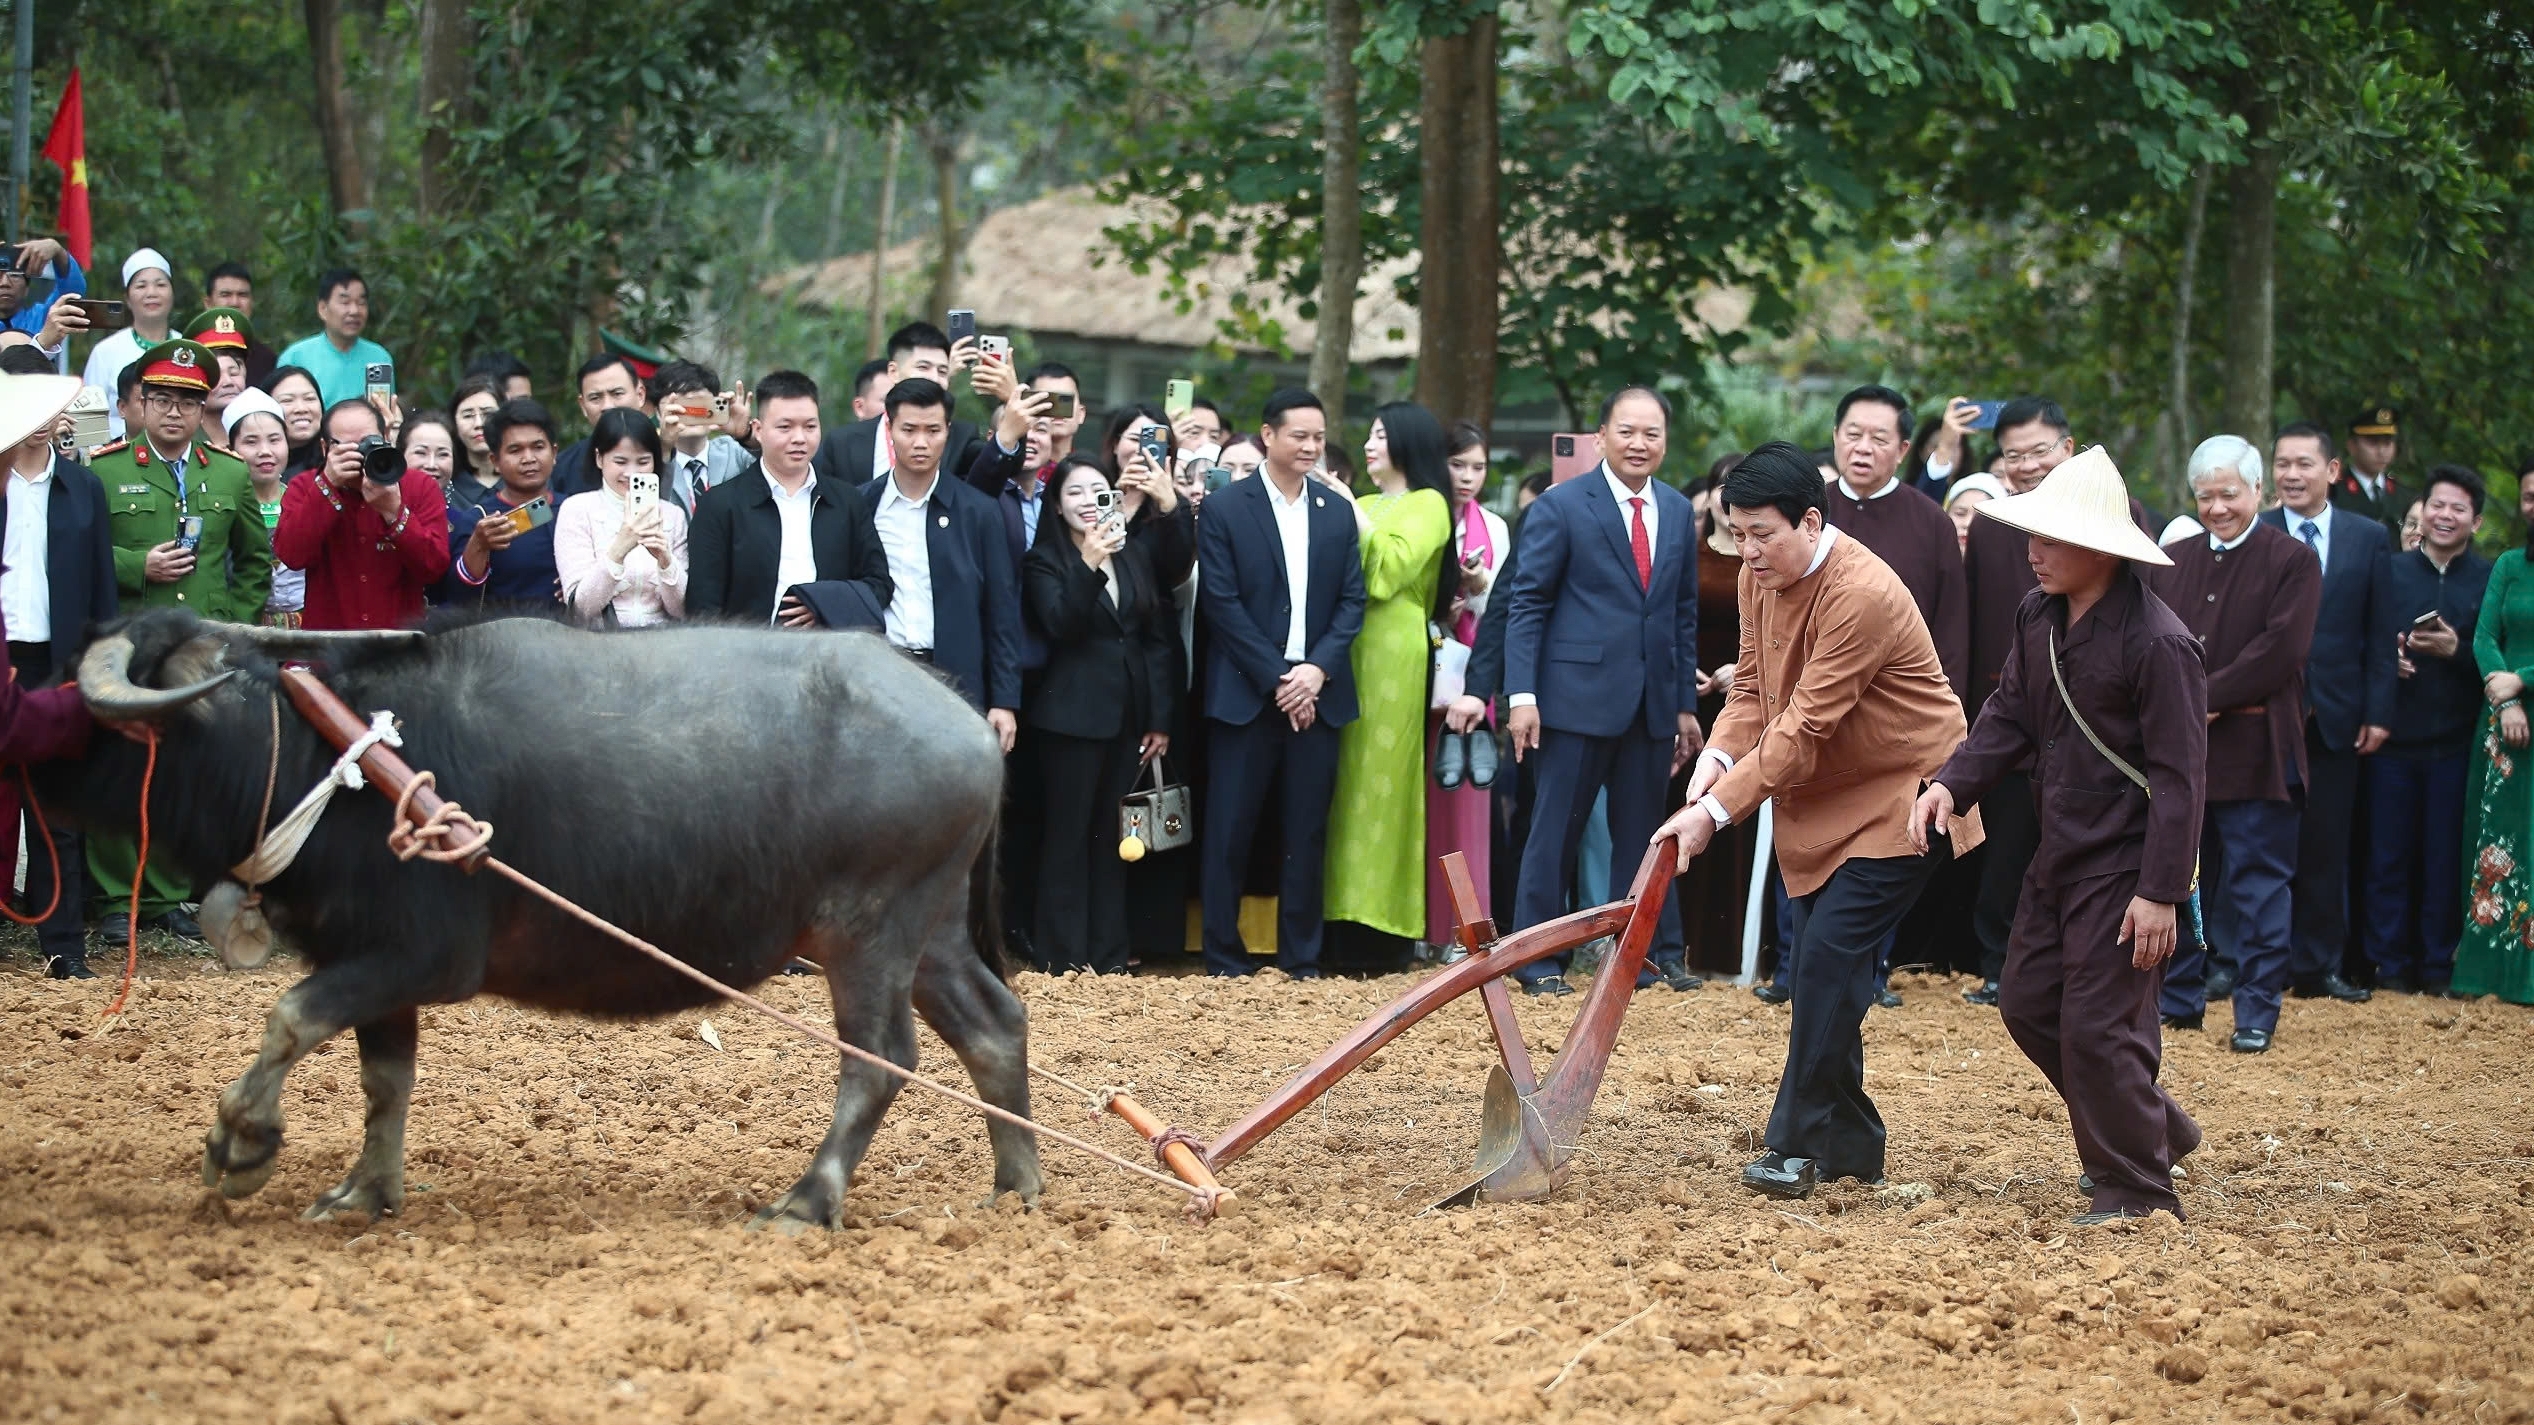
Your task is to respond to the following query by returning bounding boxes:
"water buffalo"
[48,608,1041,1230]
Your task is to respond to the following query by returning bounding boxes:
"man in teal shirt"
[276,265,394,406]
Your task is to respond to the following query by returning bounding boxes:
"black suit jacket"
[0,455,118,679]
[549,438,597,502]
[1195,473,1366,728]
[2258,505,2399,746]
[1465,520,1523,702]
[817,415,987,490]
[687,462,891,624]
[851,473,1022,715]
[1022,535,1177,740]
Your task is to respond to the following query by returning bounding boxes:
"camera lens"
[357,434,402,482]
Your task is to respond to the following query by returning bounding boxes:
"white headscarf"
[120,248,171,286]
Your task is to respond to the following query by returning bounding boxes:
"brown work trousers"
[2001,870,2201,1219]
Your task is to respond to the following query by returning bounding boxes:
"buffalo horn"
[76,634,239,720]
[220,624,427,654]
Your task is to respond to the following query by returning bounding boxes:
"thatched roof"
[762,186,1420,363]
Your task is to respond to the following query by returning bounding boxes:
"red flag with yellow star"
[39,69,89,269]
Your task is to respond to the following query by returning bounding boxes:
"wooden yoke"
[277,666,491,871]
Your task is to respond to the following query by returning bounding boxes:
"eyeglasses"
[1998,439,2069,469]
[143,391,204,414]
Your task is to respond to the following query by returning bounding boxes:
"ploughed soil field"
[3,942,2531,1425]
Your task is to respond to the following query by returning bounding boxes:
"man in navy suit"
[1196,388,1366,977]
[835,378,1021,739]
[1503,386,1703,995]
[2261,421,2399,1005]
[814,322,992,490]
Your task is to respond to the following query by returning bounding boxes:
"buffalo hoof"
[304,1173,402,1223]
[201,1122,283,1201]
[748,1185,839,1235]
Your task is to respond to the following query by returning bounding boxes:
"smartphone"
[1965,399,2007,431]
[1461,548,1485,571]
[177,515,204,553]
[977,335,1011,361]
[1550,433,1601,484]
[627,471,658,522]
[1042,390,1076,421]
[664,395,724,424]
[364,363,394,400]
[1137,427,1170,470]
[946,309,977,347]
[1163,379,1195,418]
[501,496,554,534]
[2412,609,2445,630]
[1091,485,1124,533]
[68,298,130,330]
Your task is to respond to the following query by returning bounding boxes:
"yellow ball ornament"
[1119,834,1147,862]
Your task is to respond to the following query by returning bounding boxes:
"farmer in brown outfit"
[1912,447,2208,1223]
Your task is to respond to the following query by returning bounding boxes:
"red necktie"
[1628,496,1652,588]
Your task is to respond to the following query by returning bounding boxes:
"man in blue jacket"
[1502,386,1702,995]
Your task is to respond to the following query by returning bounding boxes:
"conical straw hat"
[1973,446,2171,566]
[0,374,82,453]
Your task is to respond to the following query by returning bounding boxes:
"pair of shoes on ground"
[1962,978,2001,1007]
[94,908,205,949]
[1524,955,1702,998]
[2290,973,2372,1003]
[1433,731,1502,790]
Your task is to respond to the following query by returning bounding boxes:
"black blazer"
[817,414,987,490]
[854,473,1023,715]
[1022,535,1176,740]
[1464,520,1523,702]
[2258,505,2400,745]
[686,462,891,624]
[0,455,118,679]
[1194,473,1365,728]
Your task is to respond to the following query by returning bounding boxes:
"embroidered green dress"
[2458,547,2534,1004]
[1323,486,1450,940]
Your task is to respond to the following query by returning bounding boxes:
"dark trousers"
[1764,842,1947,1180]
[2002,870,2200,1218]
[2166,798,2299,1031]
[2289,722,2361,986]
[998,672,1048,961]
[1510,726,1683,984]
[1031,728,1143,975]
[3,641,85,960]
[1972,770,2040,982]
[2361,751,2468,986]
[1200,713,1340,976]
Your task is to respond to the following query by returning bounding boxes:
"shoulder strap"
[2047,629,2150,794]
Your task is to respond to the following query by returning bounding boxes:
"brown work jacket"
[2142,522,2321,803]
[1709,530,1979,896]
[1934,571,2208,906]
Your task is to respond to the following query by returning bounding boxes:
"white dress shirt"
[1837,472,1904,502]
[2283,501,2333,568]
[1509,467,1664,710]
[767,468,820,626]
[873,470,940,651]
[1692,526,1843,825]
[2,455,54,643]
[1265,475,1314,660]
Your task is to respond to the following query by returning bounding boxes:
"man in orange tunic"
[1656,441,1977,1198]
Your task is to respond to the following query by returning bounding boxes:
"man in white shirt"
[857,377,1019,746]
[1194,388,1367,978]
[686,369,891,627]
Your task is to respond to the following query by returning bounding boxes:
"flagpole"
[9,0,30,241]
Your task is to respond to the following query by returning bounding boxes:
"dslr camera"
[356,435,403,483]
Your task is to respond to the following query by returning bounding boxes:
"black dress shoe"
[1741,1151,1818,1200]
[1963,979,2001,1007]
[2229,1026,2272,1054]
[95,913,132,948]
[155,908,205,943]
[1751,980,1791,1005]
[1874,988,1904,1009]
[1522,974,1575,997]
[1466,729,1501,789]
[2204,967,2236,1000]
[1434,732,1468,790]
[46,954,95,981]
[1637,956,1702,992]
[2161,1011,2203,1030]
[2291,973,2371,1003]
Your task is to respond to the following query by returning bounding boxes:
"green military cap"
[2349,404,2399,438]
[185,307,253,353]
[136,338,221,394]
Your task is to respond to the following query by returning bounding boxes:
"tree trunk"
[865,118,905,361]
[1413,14,1499,431]
[922,122,962,322]
[817,122,848,258]
[2218,95,2279,442]
[417,0,468,217]
[305,0,369,221]
[2164,165,2210,504]
[1310,0,1365,431]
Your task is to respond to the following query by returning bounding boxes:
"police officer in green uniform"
[84,338,273,942]
[2333,403,2405,537]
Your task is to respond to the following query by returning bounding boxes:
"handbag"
[1118,754,1194,859]
[1431,626,1471,709]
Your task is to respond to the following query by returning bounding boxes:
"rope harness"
[156,668,1226,1221]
